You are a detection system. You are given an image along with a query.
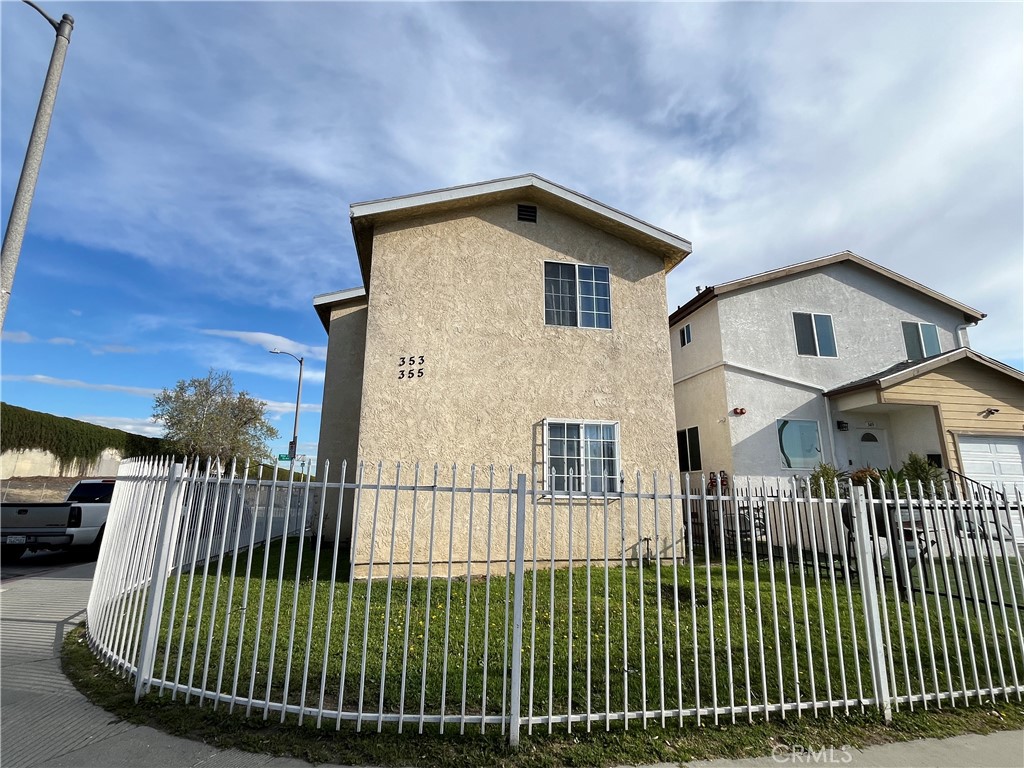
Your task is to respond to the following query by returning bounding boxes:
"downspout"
[954,321,978,349]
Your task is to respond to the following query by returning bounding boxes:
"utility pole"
[1,1,75,330]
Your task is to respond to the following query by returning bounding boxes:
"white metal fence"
[85,456,1024,745]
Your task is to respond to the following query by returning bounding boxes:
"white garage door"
[959,435,1024,492]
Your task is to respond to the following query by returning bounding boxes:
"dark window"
[902,321,941,361]
[67,482,115,503]
[544,262,577,327]
[793,312,837,357]
[926,453,943,468]
[680,323,692,347]
[517,204,538,223]
[677,426,701,472]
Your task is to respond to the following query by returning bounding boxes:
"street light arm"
[269,347,302,365]
[268,348,304,463]
[21,1,73,37]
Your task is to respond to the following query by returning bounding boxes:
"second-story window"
[793,312,837,357]
[544,261,611,329]
[902,321,941,361]
[680,323,692,347]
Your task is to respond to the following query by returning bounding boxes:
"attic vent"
[517,204,538,223]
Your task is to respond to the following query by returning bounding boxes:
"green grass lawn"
[136,537,1023,734]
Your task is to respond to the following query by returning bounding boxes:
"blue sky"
[2,1,1022,467]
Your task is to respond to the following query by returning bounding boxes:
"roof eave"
[713,251,985,322]
[349,174,692,284]
[669,287,717,326]
[312,286,367,332]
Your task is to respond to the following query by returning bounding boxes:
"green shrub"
[900,452,945,497]
[805,462,850,498]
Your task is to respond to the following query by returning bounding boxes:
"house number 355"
[398,355,425,380]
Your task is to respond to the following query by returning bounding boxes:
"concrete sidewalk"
[1,560,1020,768]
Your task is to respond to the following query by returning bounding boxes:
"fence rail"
[85,456,1024,745]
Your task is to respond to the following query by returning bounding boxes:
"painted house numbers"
[398,355,425,380]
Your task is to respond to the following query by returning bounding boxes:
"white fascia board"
[313,286,366,307]
[350,174,692,255]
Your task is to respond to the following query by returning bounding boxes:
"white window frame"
[677,425,701,472]
[792,311,838,358]
[543,261,613,331]
[542,418,621,495]
[777,418,823,470]
[902,321,941,360]
[680,323,692,347]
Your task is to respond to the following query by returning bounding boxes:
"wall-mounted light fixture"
[836,421,849,431]
[983,407,1000,417]
[732,407,747,416]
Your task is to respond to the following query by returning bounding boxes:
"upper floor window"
[679,323,692,347]
[777,419,822,469]
[544,262,611,329]
[677,426,701,472]
[546,419,619,494]
[902,321,940,361]
[793,312,837,357]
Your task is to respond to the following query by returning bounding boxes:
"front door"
[856,429,891,470]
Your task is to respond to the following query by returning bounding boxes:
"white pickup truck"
[0,478,115,561]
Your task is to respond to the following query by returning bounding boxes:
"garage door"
[959,435,1024,491]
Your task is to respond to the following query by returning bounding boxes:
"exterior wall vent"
[517,204,538,223]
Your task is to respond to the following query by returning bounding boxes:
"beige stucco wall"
[346,202,679,567]
[316,299,368,543]
[669,299,723,381]
[317,300,367,480]
[0,448,122,480]
[673,366,732,480]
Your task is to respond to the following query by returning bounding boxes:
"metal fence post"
[851,487,892,722]
[508,473,527,746]
[134,461,184,702]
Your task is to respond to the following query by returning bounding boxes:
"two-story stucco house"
[669,251,1024,488]
[315,174,692,554]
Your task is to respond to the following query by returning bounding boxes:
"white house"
[668,251,1024,488]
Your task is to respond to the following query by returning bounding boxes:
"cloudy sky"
[2,1,1021,466]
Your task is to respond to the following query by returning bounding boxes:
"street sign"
[278,454,291,461]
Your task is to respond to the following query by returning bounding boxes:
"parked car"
[1,478,115,561]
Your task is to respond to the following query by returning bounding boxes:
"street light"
[269,348,304,465]
[1,1,75,330]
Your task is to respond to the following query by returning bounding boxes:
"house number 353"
[398,355,425,380]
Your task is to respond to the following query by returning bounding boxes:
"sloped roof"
[824,347,1024,397]
[349,174,693,289]
[669,250,985,326]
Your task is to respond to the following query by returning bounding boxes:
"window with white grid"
[544,262,611,329]
[545,420,619,494]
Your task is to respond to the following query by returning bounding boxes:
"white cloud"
[1,374,159,398]
[262,399,322,417]
[200,329,327,361]
[2,331,33,343]
[2,2,1019,369]
[76,415,164,438]
[90,344,138,355]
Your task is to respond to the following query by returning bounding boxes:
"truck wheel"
[2,545,26,562]
[83,526,105,561]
